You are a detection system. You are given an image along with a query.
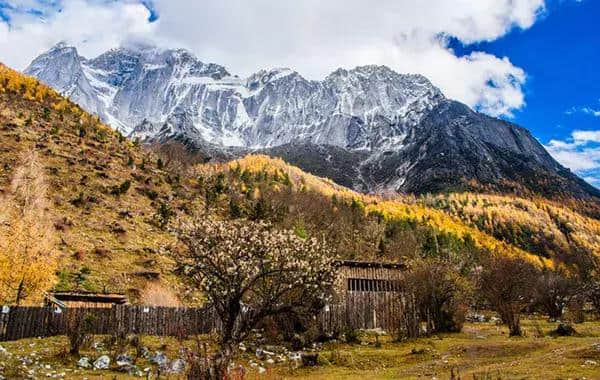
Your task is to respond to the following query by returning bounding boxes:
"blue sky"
[0,0,598,185]
[448,0,600,184]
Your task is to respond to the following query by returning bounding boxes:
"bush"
[344,327,361,344]
[534,267,579,320]
[154,202,173,229]
[111,180,131,196]
[67,313,97,355]
[398,258,471,339]
[551,323,577,337]
[479,256,538,336]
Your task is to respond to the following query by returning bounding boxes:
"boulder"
[552,323,577,337]
[77,357,91,369]
[150,351,168,367]
[301,353,319,367]
[169,359,186,374]
[115,353,133,366]
[116,363,143,376]
[93,355,110,370]
[140,346,151,359]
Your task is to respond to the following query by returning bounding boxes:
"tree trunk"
[15,278,25,305]
[211,344,233,379]
[508,313,522,337]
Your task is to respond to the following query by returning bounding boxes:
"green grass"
[285,318,600,379]
[1,318,600,379]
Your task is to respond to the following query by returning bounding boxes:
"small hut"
[327,260,406,331]
[44,291,128,309]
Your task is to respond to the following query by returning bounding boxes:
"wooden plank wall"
[319,292,402,334]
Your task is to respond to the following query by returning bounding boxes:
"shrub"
[140,282,181,307]
[398,258,471,339]
[534,267,579,320]
[479,256,538,336]
[111,180,131,196]
[344,327,361,344]
[67,313,97,355]
[154,202,173,229]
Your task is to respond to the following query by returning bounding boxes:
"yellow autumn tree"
[0,150,58,305]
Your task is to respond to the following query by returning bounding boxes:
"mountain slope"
[0,64,197,305]
[3,63,600,304]
[26,43,598,200]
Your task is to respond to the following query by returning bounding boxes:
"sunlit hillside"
[0,64,198,305]
[2,63,599,306]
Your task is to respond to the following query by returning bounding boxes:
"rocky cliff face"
[25,43,600,198]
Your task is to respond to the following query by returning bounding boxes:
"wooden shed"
[44,291,128,309]
[324,260,406,332]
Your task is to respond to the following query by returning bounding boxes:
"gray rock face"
[25,43,600,198]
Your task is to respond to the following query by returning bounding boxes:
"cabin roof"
[46,291,128,304]
[334,260,406,270]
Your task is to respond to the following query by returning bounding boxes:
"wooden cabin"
[326,260,406,332]
[44,291,128,309]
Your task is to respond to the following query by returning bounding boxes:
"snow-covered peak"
[26,43,446,150]
[246,67,302,89]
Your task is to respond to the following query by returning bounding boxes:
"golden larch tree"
[0,150,58,305]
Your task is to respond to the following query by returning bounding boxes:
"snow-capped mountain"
[25,43,600,198]
[26,43,442,151]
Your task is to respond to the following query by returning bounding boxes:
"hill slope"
[1,64,600,306]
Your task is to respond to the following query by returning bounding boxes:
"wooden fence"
[0,293,403,341]
[0,306,220,341]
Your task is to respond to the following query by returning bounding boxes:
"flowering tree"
[176,219,335,378]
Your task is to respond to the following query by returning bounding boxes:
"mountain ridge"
[25,43,600,199]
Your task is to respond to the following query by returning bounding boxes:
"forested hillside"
[1,64,599,306]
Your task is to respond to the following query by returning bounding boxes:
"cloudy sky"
[0,0,598,185]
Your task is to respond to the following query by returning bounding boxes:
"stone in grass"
[140,346,151,358]
[551,323,577,337]
[93,355,110,370]
[77,357,91,369]
[301,353,319,367]
[169,359,186,374]
[116,363,143,377]
[115,353,133,366]
[150,351,169,367]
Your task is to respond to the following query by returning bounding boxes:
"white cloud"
[545,131,600,186]
[0,0,155,69]
[573,130,600,143]
[0,0,547,117]
[565,106,600,117]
